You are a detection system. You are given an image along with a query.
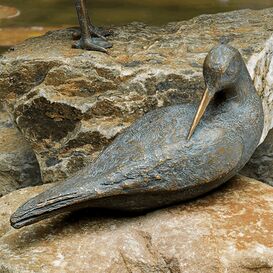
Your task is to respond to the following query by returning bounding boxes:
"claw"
[72,37,112,53]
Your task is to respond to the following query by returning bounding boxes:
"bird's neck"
[233,63,256,104]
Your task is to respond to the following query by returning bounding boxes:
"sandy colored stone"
[0,27,62,47]
[0,8,272,183]
[0,175,272,273]
[0,6,19,20]
[0,104,42,196]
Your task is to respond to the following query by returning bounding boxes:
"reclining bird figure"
[10,44,264,229]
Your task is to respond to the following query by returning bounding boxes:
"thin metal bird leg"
[72,3,112,41]
[72,0,112,52]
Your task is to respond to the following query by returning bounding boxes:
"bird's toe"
[71,37,112,53]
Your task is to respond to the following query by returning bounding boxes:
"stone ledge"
[0,176,272,273]
[0,8,272,183]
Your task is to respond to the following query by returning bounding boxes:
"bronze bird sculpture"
[10,44,264,229]
[72,0,112,52]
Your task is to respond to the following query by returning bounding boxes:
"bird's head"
[187,44,243,140]
[203,44,243,93]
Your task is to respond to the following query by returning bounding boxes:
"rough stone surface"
[0,176,272,273]
[0,8,272,183]
[241,128,273,186]
[0,104,42,196]
[247,34,273,143]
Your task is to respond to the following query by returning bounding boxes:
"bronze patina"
[10,44,264,229]
[72,0,112,52]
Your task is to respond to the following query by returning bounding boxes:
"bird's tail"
[10,177,99,229]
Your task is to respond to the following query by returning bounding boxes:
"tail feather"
[10,172,128,229]
[10,165,147,229]
[10,187,89,229]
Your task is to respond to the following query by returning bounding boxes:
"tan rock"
[0,27,61,47]
[0,176,272,273]
[0,104,42,196]
[0,8,272,183]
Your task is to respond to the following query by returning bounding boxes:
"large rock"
[0,8,272,183]
[241,128,273,186]
[0,103,42,196]
[0,176,272,273]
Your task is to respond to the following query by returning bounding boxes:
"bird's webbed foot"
[72,36,112,53]
[73,0,113,53]
[72,25,112,53]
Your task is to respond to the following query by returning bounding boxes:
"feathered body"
[10,45,264,229]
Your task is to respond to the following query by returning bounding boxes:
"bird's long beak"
[187,88,213,140]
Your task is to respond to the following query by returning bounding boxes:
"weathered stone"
[0,176,272,273]
[0,104,42,196]
[241,128,273,186]
[0,8,272,183]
